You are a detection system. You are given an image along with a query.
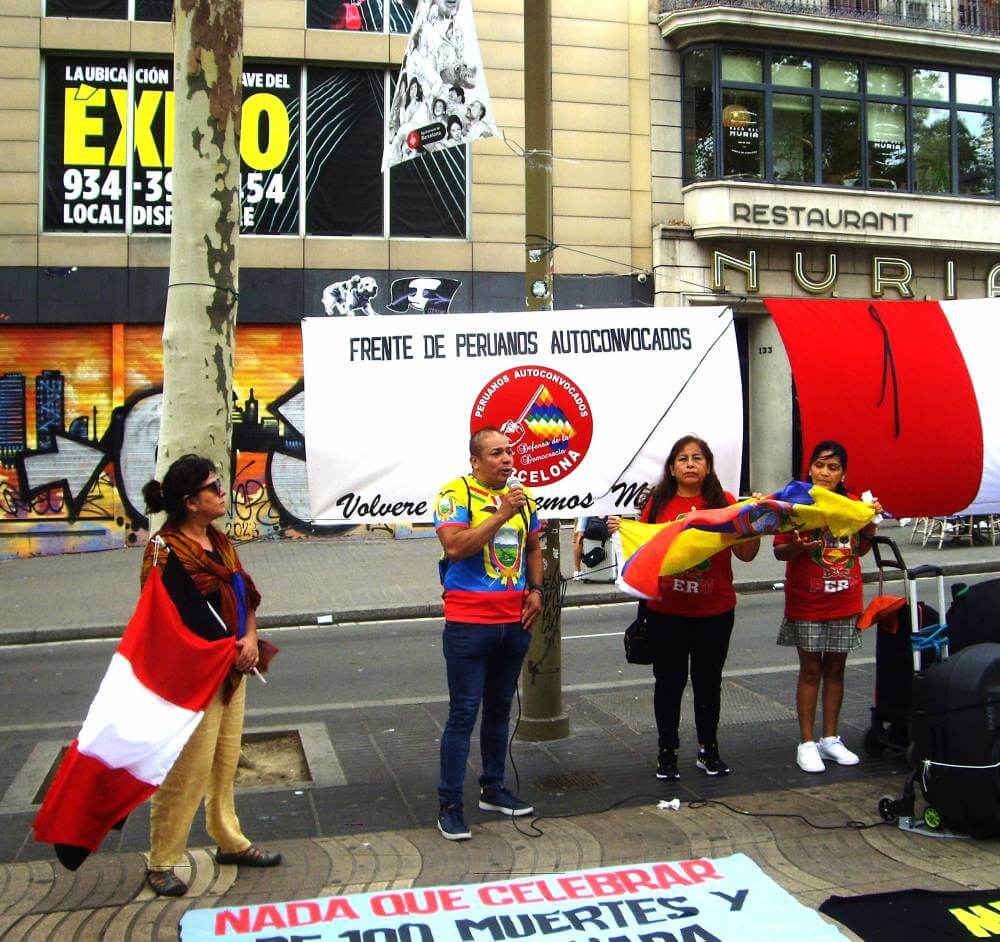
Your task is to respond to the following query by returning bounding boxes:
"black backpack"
[947,578,1000,655]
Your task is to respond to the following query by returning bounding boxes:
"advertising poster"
[240,63,301,235]
[303,307,743,524]
[382,0,497,171]
[44,56,129,232]
[131,59,174,232]
[44,57,301,236]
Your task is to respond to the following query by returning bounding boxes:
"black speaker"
[911,643,1000,838]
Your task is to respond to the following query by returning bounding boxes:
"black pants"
[648,608,735,752]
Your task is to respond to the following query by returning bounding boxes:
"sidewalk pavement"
[2,523,1000,941]
[1,520,999,645]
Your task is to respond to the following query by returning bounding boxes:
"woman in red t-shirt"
[639,435,760,782]
[774,440,880,774]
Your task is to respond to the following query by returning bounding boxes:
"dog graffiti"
[321,273,462,316]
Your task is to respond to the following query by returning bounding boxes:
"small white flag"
[382,0,497,172]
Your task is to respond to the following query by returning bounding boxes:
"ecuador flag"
[615,481,876,600]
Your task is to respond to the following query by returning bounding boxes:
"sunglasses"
[187,479,225,499]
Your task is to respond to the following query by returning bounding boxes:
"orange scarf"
[141,525,261,634]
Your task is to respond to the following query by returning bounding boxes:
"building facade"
[0,0,996,554]
[0,0,654,555]
[648,0,1000,486]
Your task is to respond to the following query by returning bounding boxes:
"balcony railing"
[660,0,1000,36]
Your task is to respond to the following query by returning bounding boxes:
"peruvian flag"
[33,553,235,871]
[765,298,1000,518]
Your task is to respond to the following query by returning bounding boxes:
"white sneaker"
[817,736,860,766]
[796,740,826,773]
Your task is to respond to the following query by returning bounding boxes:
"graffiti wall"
[0,324,314,558]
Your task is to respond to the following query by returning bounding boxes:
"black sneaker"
[437,803,472,840]
[696,744,731,776]
[656,749,680,781]
[478,785,534,817]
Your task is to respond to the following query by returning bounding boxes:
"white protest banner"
[382,0,497,171]
[178,854,847,941]
[302,308,743,525]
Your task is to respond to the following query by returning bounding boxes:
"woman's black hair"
[447,114,463,136]
[806,440,849,495]
[409,78,423,102]
[142,453,217,527]
[645,435,727,519]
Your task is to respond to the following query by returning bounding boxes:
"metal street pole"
[518,0,568,741]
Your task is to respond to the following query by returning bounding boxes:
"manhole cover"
[534,770,602,793]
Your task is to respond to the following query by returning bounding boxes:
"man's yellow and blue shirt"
[434,475,540,623]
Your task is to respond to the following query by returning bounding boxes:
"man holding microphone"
[432,428,543,840]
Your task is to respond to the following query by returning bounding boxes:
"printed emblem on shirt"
[436,494,458,520]
[812,530,858,575]
[807,529,859,593]
[487,525,523,587]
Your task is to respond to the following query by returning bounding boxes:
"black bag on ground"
[911,642,1000,838]
[624,602,653,665]
[946,578,1000,655]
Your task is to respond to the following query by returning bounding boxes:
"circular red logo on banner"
[471,365,593,486]
[406,130,422,150]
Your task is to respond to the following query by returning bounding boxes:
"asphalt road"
[3,572,990,735]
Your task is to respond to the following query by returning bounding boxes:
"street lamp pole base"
[516,713,570,742]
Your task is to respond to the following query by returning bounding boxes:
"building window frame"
[682,43,1000,200]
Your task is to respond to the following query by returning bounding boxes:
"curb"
[3,562,997,647]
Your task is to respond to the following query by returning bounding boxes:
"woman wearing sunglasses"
[139,454,280,897]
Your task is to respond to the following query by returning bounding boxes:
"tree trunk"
[156,0,243,506]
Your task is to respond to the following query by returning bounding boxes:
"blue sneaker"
[437,803,471,840]
[478,785,534,817]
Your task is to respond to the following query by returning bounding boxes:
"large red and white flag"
[33,555,235,870]
[765,298,1000,518]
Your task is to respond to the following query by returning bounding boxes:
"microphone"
[507,473,521,489]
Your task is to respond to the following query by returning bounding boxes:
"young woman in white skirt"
[774,440,881,774]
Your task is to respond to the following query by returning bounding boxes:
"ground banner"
[178,854,848,941]
[382,0,497,170]
[765,297,1000,517]
[301,307,742,525]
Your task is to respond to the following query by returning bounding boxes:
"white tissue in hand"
[861,489,883,524]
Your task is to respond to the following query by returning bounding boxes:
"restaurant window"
[867,102,907,189]
[772,94,813,182]
[958,111,995,194]
[683,47,715,179]
[721,91,764,179]
[913,106,951,192]
[680,45,1000,199]
[821,98,861,185]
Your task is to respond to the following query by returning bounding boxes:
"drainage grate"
[534,770,603,793]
